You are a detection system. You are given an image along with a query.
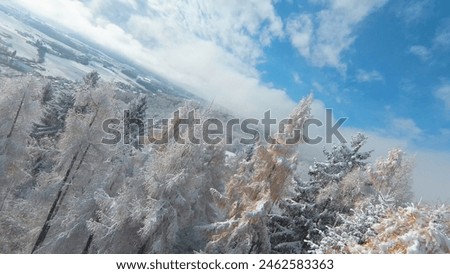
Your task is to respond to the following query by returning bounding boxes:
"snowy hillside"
[0,5,193,99]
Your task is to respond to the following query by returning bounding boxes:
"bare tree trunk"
[7,91,26,139]
[82,235,94,254]
[0,92,27,211]
[31,151,79,253]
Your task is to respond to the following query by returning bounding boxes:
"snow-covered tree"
[309,133,372,186]
[31,83,75,140]
[40,83,53,105]
[83,70,100,88]
[0,76,44,252]
[268,133,373,253]
[317,203,450,253]
[85,153,148,253]
[31,76,124,253]
[125,94,147,150]
[308,149,416,253]
[136,104,227,253]
[204,95,312,253]
[35,39,46,64]
[86,103,229,253]
[368,148,413,205]
[0,76,42,209]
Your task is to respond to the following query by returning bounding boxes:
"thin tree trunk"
[137,240,148,254]
[31,142,93,253]
[31,151,79,253]
[0,92,27,210]
[0,187,11,212]
[82,235,94,254]
[7,91,27,138]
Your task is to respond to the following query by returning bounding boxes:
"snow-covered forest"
[1,74,449,254]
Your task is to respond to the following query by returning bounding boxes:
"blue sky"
[257,0,450,151]
[8,0,450,201]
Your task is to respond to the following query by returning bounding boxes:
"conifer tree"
[268,133,372,253]
[125,94,148,150]
[204,95,312,253]
[31,83,75,140]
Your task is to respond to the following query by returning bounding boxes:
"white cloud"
[393,0,434,24]
[435,84,450,111]
[434,20,450,50]
[356,69,384,82]
[292,72,302,84]
[425,128,450,149]
[312,81,324,94]
[413,149,450,202]
[409,45,432,61]
[287,0,388,70]
[286,14,313,60]
[391,118,423,139]
[123,0,284,65]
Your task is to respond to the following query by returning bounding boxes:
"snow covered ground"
[0,5,189,99]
